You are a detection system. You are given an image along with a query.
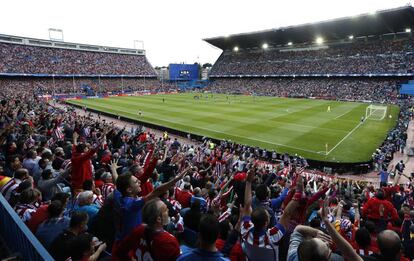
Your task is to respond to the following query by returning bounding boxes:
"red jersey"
[71,145,96,189]
[351,242,379,256]
[216,238,245,261]
[362,197,399,221]
[383,185,399,202]
[26,204,49,233]
[113,224,180,261]
[175,187,192,208]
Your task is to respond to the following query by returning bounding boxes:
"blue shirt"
[379,170,389,183]
[177,248,229,261]
[73,204,100,227]
[113,190,145,240]
[35,217,70,249]
[191,196,207,212]
[271,187,289,210]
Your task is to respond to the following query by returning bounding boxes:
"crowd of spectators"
[207,78,400,103]
[0,78,175,95]
[372,98,411,172]
[210,37,414,76]
[0,43,157,76]
[0,79,413,261]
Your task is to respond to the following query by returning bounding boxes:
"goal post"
[365,104,387,120]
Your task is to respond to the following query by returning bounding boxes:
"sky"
[0,0,412,67]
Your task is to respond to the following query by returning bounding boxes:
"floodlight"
[262,43,268,49]
[287,42,293,46]
[233,46,239,52]
[349,35,354,40]
[316,37,324,44]
[406,28,412,33]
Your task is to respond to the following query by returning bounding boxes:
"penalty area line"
[326,121,364,156]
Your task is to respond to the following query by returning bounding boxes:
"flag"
[53,127,64,141]
[47,137,56,147]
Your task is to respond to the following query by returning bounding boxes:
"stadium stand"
[204,6,414,105]
[0,5,414,261]
[0,42,156,76]
[206,78,400,103]
[209,38,414,76]
[0,77,169,95]
[0,34,165,96]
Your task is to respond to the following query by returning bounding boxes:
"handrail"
[0,194,54,261]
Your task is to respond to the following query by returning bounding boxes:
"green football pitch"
[67,93,399,163]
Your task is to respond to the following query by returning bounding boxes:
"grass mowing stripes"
[67,93,399,163]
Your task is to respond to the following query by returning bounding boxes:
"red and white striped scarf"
[218,207,232,223]
[92,194,103,207]
[1,178,21,201]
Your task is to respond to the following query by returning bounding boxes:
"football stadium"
[1,3,414,261]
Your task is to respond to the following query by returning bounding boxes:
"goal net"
[365,104,387,120]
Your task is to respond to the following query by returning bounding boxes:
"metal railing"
[0,194,54,261]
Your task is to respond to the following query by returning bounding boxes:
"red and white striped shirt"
[101,183,115,200]
[1,178,22,201]
[206,195,221,212]
[14,203,38,222]
[53,127,65,141]
[196,151,204,163]
[241,216,286,249]
[214,161,224,177]
[167,198,182,213]
[192,171,204,181]
[75,191,103,207]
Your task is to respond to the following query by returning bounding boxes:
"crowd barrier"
[0,194,53,261]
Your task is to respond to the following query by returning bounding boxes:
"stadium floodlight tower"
[365,104,388,120]
[316,37,324,45]
[133,40,144,50]
[133,40,145,90]
[48,28,64,41]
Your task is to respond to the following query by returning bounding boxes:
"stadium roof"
[204,6,414,50]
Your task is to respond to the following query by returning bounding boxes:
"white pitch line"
[326,121,363,155]
[334,109,353,120]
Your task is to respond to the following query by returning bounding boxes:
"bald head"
[377,230,401,261]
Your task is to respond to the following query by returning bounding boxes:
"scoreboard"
[169,64,199,81]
